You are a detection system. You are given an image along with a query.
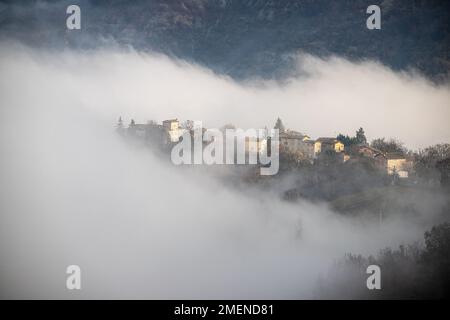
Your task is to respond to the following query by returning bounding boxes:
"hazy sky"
[0,43,449,298]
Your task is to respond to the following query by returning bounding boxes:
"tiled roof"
[386,153,406,160]
[316,137,339,143]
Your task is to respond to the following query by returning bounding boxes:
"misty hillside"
[0,0,449,80]
[1,2,450,300]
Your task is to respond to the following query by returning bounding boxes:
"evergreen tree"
[355,127,367,145]
[116,117,123,129]
[337,133,357,147]
[274,117,285,133]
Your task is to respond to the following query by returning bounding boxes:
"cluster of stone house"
[347,145,413,178]
[277,130,412,178]
[278,130,345,161]
[123,118,413,178]
[126,118,184,144]
[127,118,269,151]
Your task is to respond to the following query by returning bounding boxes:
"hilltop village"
[116,117,417,180]
[115,116,450,212]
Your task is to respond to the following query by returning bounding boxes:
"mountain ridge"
[0,0,449,80]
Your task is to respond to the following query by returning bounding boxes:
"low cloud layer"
[0,43,448,298]
[2,43,449,149]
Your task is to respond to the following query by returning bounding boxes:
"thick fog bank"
[0,44,448,298]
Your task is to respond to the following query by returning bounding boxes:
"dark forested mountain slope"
[1,0,449,80]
